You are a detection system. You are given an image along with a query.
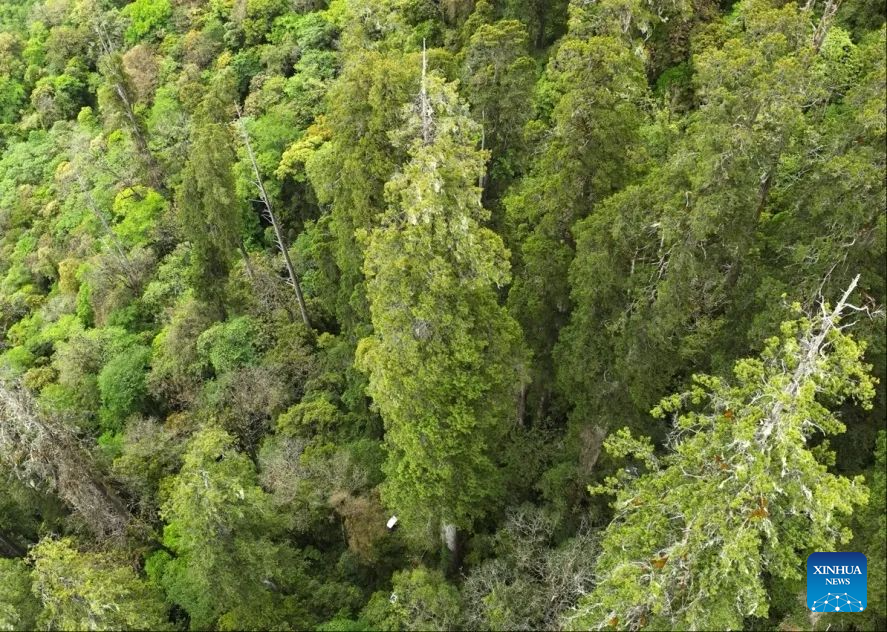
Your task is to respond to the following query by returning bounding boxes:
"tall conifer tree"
[568,280,876,630]
[357,55,525,548]
[176,70,244,314]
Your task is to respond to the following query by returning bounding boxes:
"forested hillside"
[0,0,885,630]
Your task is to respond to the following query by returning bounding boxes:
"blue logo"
[807,552,867,612]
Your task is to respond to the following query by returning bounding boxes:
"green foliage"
[175,70,244,310]
[505,8,647,423]
[122,0,172,45]
[97,345,151,431]
[30,71,88,126]
[0,76,25,124]
[242,0,290,45]
[155,427,319,630]
[462,19,536,191]
[569,308,876,630]
[277,393,340,438]
[0,0,883,629]
[357,70,525,541]
[843,430,887,629]
[306,50,416,330]
[147,298,212,407]
[0,558,39,631]
[196,316,259,375]
[30,537,170,631]
[112,415,182,514]
[361,567,461,631]
[556,0,886,489]
[112,186,167,247]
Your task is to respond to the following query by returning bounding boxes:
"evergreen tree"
[0,558,39,631]
[30,537,170,631]
[0,0,882,627]
[462,18,536,199]
[504,1,648,423]
[152,427,313,630]
[175,70,244,314]
[307,50,416,332]
[357,61,526,548]
[556,0,885,478]
[568,281,876,630]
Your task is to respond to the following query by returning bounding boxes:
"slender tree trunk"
[113,80,165,192]
[0,381,133,538]
[420,40,433,145]
[236,108,312,329]
[0,531,26,558]
[516,382,527,428]
[76,172,140,291]
[812,0,842,53]
[93,25,165,192]
[238,240,256,283]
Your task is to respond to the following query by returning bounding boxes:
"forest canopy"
[0,0,885,630]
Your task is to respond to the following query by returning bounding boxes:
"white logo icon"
[810,592,865,612]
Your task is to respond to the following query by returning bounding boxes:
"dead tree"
[0,380,132,539]
[235,107,312,329]
[811,0,843,53]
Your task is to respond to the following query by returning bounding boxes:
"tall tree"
[175,70,245,314]
[504,1,647,423]
[462,18,536,199]
[567,279,876,630]
[306,50,416,332]
[98,52,165,191]
[356,57,526,550]
[555,0,886,478]
[152,427,314,630]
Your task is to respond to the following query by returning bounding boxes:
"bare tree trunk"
[478,110,486,192]
[0,531,26,558]
[441,522,458,553]
[420,40,434,145]
[516,382,526,428]
[235,107,312,329]
[92,23,165,192]
[0,381,132,539]
[238,240,256,283]
[112,78,165,191]
[812,0,842,53]
[758,274,861,441]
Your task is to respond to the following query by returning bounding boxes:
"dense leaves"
[0,0,883,631]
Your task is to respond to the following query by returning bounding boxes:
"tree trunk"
[236,109,312,330]
[812,0,843,53]
[0,380,133,539]
[441,522,458,553]
[0,531,26,558]
[238,240,256,283]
